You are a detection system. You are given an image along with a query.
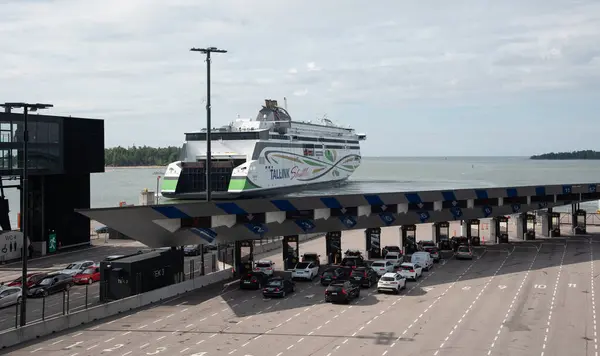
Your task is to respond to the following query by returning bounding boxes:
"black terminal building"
[0,111,104,252]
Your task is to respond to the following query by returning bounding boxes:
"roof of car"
[257,260,273,263]
[371,260,388,264]
[303,252,318,255]
[382,272,399,278]
[400,262,416,266]
[385,252,401,256]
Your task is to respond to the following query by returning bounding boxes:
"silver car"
[59,261,95,276]
[0,286,22,308]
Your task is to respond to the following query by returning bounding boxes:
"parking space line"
[592,242,598,356]
[538,244,566,356]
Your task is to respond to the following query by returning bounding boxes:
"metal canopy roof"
[78,183,599,247]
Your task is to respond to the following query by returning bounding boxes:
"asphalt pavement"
[3,233,600,356]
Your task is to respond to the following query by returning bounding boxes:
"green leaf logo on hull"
[324,149,337,162]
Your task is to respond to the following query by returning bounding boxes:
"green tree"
[105,146,182,166]
[530,150,600,160]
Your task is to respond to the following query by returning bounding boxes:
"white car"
[377,272,407,294]
[59,261,95,276]
[455,245,474,260]
[398,263,423,280]
[370,260,396,276]
[254,260,275,276]
[411,252,434,271]
[384,252,403,268]
[291,262,319,280]
[0,286,22,308]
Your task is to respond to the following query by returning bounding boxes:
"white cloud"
[0,0,599,150]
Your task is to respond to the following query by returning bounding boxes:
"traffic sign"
[295,219,316,232]
[339,215,357,228]
[418,211,430,223]
[442,200,467,209]
[482,205,493,218]
[450,207,463,219]
[379,212,396,225]
[511,204,521,213]
[371,204,397,214]
[189,228,217,244]
[244,223,268,236]
[330,207,358,217]
[408,202,433,211]
[237,213,266,224]
[48,232,57,253]
[538,201,548,209]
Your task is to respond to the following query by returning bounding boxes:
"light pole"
[1,102,53,327]
[190,47,227,202]
[156,175,161,204]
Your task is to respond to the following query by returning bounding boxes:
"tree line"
[530,150,600,160]
[105,146,182,166]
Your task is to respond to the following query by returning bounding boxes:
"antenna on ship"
[284,97,288,110]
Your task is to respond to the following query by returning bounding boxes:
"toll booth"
[283,235,300,270]
[365,227,382,259]
[400,225,418,255]
[326,231,342,265]
[432,222,451,250]
[490,216,509,243]
[541,211,561,237]
[573,209,587,234]
[465,219,481,246]
[234,240,254,276]
[516,213,536,240]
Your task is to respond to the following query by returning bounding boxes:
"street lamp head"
[1,102,53,111]
[190,47,228,54]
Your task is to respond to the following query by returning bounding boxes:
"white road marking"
[105,338,115,343]
[122,352,132,356]
[30,347,43,353]
[180,348,190,353]
[538,244,566,356]
[86,345,98,351]
[592,242,598,356]
[65,341,83,349]
[51,339,64,345]
[72,332,83,338]
[486,244,540,355]
[121,331,131,336]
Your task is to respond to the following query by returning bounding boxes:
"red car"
[7,273,48,288]
[73,266,100,285]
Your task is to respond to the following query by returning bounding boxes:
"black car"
[422,246,441,262]
[325,280,360,304]
[320,267,351,286]
[240,272,270,290]
[382,246,402,257]
[262,277,295,298]
[349,267,379,288]
[301,252,321,267]
[27,273,74,298]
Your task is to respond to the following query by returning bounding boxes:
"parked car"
[0,286,22,308]
[398,263,423,281]
[349,267,379,288]
[411,252,434,271]
[422,246,440,262]
[240,272,270,290]
[59,261,95,276]
[377,272,407,294]
[7,273,48,288]
[253,260,275,276]
[291,262,319,281]
[418,240,436,250]
[384,252,404,268]
[320,267,350,286]
[262,277,295,298]
[382,246,402,257]
[103,255,125,262]
[370,260,396,276]
[73,266,101,285]
[455,245,474,260]
[325,280,360,304]
[27,273,74,298]
[184,245,203,256]
[341,249,366,269]
[301,252,321,267]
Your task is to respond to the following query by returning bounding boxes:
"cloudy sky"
[1,0,599,156]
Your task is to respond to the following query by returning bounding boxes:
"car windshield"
[401,265,414,271]
[351,270,365,276]
[65,264,80,270]
[81,268,96,275]
[322,270,335,276]
[267,280,282,287]
[385,255,398,260]
[296,263,310,269]
[458,247,470,252]
[256,262,271,268]
[385,246,400,251]
[185,245,197,249]
[422,241,435,246]
[381,276,395,281]
[39,278,53,286]
[372,262,384,267]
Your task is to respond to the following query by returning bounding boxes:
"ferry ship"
[160,99,366,200]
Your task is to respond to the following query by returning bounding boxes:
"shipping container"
[100,248,184,301]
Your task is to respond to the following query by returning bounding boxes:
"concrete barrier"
[253,233,325,255]
[0,268,234,349]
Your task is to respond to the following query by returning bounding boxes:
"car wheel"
[88,279,93,285]
[16,296,22,304]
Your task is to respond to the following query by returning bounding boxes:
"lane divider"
[538,243,566,356]
[591,241,598,356]
[484,242,540,355]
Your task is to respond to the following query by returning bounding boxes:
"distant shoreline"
[105,166,165,169]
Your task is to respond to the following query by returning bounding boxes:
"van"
[410,252,434,271]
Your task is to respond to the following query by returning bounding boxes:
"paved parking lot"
[3,230,599,356]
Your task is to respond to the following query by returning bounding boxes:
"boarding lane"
[111,278,325,356]
[313,250,485,356]
[439,246,540,356]
[486,242,567,356]
[544,240,595,356]
[358,249,508,356]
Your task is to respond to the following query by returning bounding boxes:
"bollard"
[42,295,46,320]
[66,289,70,314]
[211,254,216,272]
[201,251,205,276]
[62,291,66,315]
[191,259,195,279]
[85,284,89,309]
